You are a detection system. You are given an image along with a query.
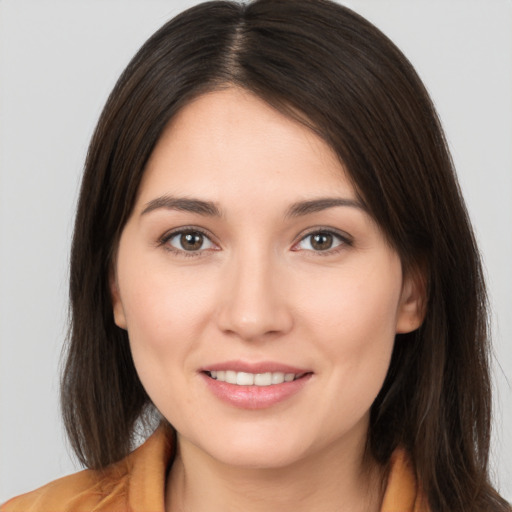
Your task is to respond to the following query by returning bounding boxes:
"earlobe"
[395,270,427,334]
[110,270,127,330]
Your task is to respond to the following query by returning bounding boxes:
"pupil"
[181,232,203,250]
[311,233,332,250]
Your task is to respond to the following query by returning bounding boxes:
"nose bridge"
[216,243,293,341]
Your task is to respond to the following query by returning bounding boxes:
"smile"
[207,370,302,386]
[202,369,312,409]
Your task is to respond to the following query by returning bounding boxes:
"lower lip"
[201,373,312,410]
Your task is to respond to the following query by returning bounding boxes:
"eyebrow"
[141,196,223,217]
[285,197,366,218]
[141,195,365,218]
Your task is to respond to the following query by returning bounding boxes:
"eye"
[164,230,216,253]
[294,230,349,252]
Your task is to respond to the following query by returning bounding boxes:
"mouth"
[200,361,313,409]
[205,370,308,386]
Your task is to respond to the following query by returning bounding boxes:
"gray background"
[1,0,511,503]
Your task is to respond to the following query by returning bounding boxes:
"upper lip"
[200,360,311,375]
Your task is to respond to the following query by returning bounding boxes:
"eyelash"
[292,228,353,256]
[158,227,353,258]
[159,227,217,258]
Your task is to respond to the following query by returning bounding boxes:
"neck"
[165,431,386,512]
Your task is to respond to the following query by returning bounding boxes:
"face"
[111,88,423,470]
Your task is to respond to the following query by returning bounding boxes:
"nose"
[215,250,294,342]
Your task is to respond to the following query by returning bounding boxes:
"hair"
[60,1,510,510]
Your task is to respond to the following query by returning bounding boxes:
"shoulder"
[381,448,430,512]
[0,464,129,512]
[1,424,174,512]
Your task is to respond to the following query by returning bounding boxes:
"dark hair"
[61,1,510,510]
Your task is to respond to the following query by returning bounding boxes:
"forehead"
[137,87,356,207]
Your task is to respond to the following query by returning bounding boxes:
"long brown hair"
[61,1,510,510]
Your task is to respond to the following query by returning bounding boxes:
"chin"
[210,443,306,470]
[181,426,312,470]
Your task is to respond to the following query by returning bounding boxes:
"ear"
[109,268,127,330]
[395,267,427,334]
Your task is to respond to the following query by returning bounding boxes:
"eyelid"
[158,226,219,256]
[291,227,353,253]
[157,225,352,257]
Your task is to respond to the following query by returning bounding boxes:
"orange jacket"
[1,426,428,511]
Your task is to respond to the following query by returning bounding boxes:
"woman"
[2,0,510,511]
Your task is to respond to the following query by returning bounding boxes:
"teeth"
[237,372,254,386]
[225,370,237,384]
[208,370,299,386]
[255,372,272,386]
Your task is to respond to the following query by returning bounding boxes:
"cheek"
[116,256,218,394]
[118,270,213,420]
[301,257,401,405]
[301,256,402,341]
[120,260,213,339]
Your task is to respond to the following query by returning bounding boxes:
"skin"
[111,88,424,512]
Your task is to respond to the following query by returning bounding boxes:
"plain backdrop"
[0,0,511,503]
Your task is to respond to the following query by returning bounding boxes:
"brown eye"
[295,230,348,253]
[181,232,204,251]
[310,233,333,251]
[166,230,215,252]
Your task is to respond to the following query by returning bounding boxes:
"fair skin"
[111,88,424,512]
